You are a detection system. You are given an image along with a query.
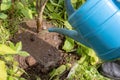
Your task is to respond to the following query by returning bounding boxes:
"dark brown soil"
[11,20,79,80]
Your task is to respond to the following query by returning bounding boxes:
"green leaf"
[18,51,29,57]
[82,0,86,4]
[0,44,16,55]
[21,7,33,19]
[64,21,72,30]
[19,78,26,80]
[62,37,74,52]
[0,13,8,19]
[49,65,66,80]
[4,55,14,62]
[88,49,99,65]
[16,2,24,10]
[0,60,7,80]
[49,13,64,22]
[46,3,54,12]
[15,42,22,52]
[9,41,16,50]
[21,0,28,5]
[71,0,78,3]
[50,0,62,7]
[67,62,110,80]
[1,0,12,11]
[13,66,24,77]
[7,76,14,80]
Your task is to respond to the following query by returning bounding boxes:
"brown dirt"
[11,20,79,80]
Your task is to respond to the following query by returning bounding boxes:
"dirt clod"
[12,20,79,80]
[12,20,64,73]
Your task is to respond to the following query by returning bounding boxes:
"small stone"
[26,56,37,66]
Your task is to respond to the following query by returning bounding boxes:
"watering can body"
[49,0,120,61]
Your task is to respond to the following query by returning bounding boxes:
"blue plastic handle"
[113,0,120,9]
[65,0,75,17]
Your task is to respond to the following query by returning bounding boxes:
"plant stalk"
[36,0,48,33]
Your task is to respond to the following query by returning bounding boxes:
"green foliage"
[16,1,33,19]
[8,41,29,56]
[0,0,34,20]
[0,13,8,20]
[49,63,71,80]
[0,24,29,80]
[0,0,33,80]
[62,39,107,80]
[0,0,35,34]
[21,7,33,19]
[0,60,7,80]
[1,0,12,11]
[66,45,108,80]
[0,25,29,80]
[0,0,12,19]
[49,65,66,80]
[67,62,110,80]
[0,41,29,80]
[0,1,34,80]
[62,37,74,52]
[0,26,10,44]
[44,0,86,27]
[44,0,66,27]
[0,41,29,56]
[56,40,109,80]
[0,44,16,55]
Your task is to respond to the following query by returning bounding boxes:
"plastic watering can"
[48,0,120,61]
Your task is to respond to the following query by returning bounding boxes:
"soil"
[11,19,79,80]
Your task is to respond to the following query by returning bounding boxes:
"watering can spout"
[48,28,91,47]
[65,0,75,17]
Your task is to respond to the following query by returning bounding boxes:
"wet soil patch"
[11,20,79,80]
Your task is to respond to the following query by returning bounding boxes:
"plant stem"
[36,0,48,33]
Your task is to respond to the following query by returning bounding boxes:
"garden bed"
[11,19,79,80]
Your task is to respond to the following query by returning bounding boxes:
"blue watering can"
[48,0,120,61]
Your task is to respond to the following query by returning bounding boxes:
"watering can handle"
[65,0,75,17]
[112,0,120,8]
[65,0,89,17]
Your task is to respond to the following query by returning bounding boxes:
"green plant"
[0,0,34,35]
[66,46,109,80]
[67,62,110,80]
[0,25,29,80]
[0,0,11,20]
[49,63,71,80]
[0,41,29,80]
[0,0,34,19]
[44,0,85,27]
[0,1,33,80]
[0,26,10,44]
